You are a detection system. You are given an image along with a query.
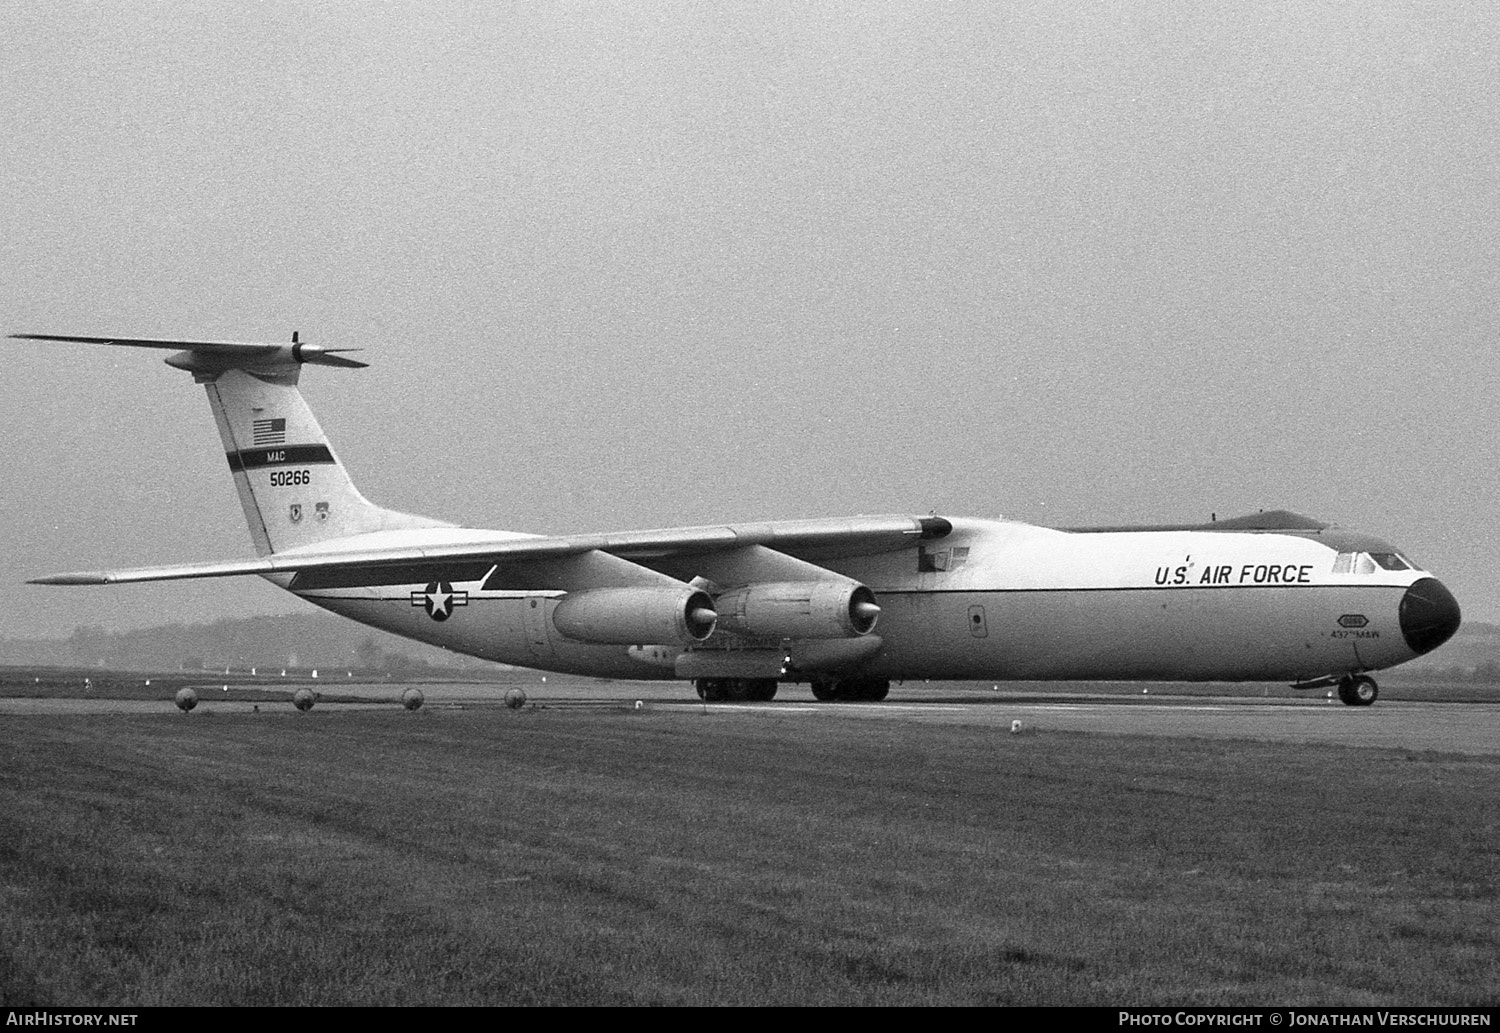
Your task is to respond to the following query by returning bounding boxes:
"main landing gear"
[809,677,890,702]
[692,677,893,703]
[1336,674,1378,707]
[695,678,778,702]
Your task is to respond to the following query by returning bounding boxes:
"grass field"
[2,705,1498,1006]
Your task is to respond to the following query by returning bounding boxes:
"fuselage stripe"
[292,584,1409,600]
[876,584,1410,596]
[227,444,336,472]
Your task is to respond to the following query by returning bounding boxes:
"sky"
[2,1,1498,639]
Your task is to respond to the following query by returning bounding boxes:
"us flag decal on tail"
[252,418,286,445]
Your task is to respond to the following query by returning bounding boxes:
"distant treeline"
[0,613,501,674]
[1400,662,1500,684]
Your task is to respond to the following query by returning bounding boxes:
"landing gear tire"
[748,679,778,702]
[1337,675,1378,707]
[845,678,890,701]
[694,678,778,702]
[808,678,890,702]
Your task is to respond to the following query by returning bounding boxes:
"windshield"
[1333,551,1416,574]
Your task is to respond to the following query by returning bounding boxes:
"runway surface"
[697,697,1500,756]
[4,683,1498,756]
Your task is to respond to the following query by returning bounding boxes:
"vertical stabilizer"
[201,364,449,555]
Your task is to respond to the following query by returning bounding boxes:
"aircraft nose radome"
[1399,578,1461,656]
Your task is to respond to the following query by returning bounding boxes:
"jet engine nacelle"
[713,581,880,639]
[551,586,717,645]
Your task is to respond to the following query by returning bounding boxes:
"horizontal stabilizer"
[9,333,367,369]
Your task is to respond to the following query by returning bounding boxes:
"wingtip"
[29,573,113,586]
[315,350,370,369]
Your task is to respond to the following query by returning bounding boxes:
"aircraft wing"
[30,515,953,586]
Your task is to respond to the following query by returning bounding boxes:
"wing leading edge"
[30,515,955,586]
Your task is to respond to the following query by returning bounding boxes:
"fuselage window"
[918,545,970,573]
[1370,552,1412,571]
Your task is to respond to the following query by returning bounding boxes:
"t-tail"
[11,333,449,556]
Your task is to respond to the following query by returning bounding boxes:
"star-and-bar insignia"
[412,581,468,621]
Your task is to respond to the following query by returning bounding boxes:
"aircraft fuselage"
[289,516,1456,686]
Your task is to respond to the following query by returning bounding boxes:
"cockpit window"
[1333,551,1415,575]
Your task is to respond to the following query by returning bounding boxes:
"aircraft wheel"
[1349,675,1378,706]
[697,678,777,702]
[843,678,890,702]
[809,677,888,701]
[1337,675,1378,707]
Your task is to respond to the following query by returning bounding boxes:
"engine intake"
[713,581,880,639]
[552,586,717,645]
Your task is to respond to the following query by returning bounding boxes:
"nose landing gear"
[1337,674,1378,707]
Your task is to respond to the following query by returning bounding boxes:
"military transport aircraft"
[13,333,1461,706]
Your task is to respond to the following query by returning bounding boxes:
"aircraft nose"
[1399,578,1461,655]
